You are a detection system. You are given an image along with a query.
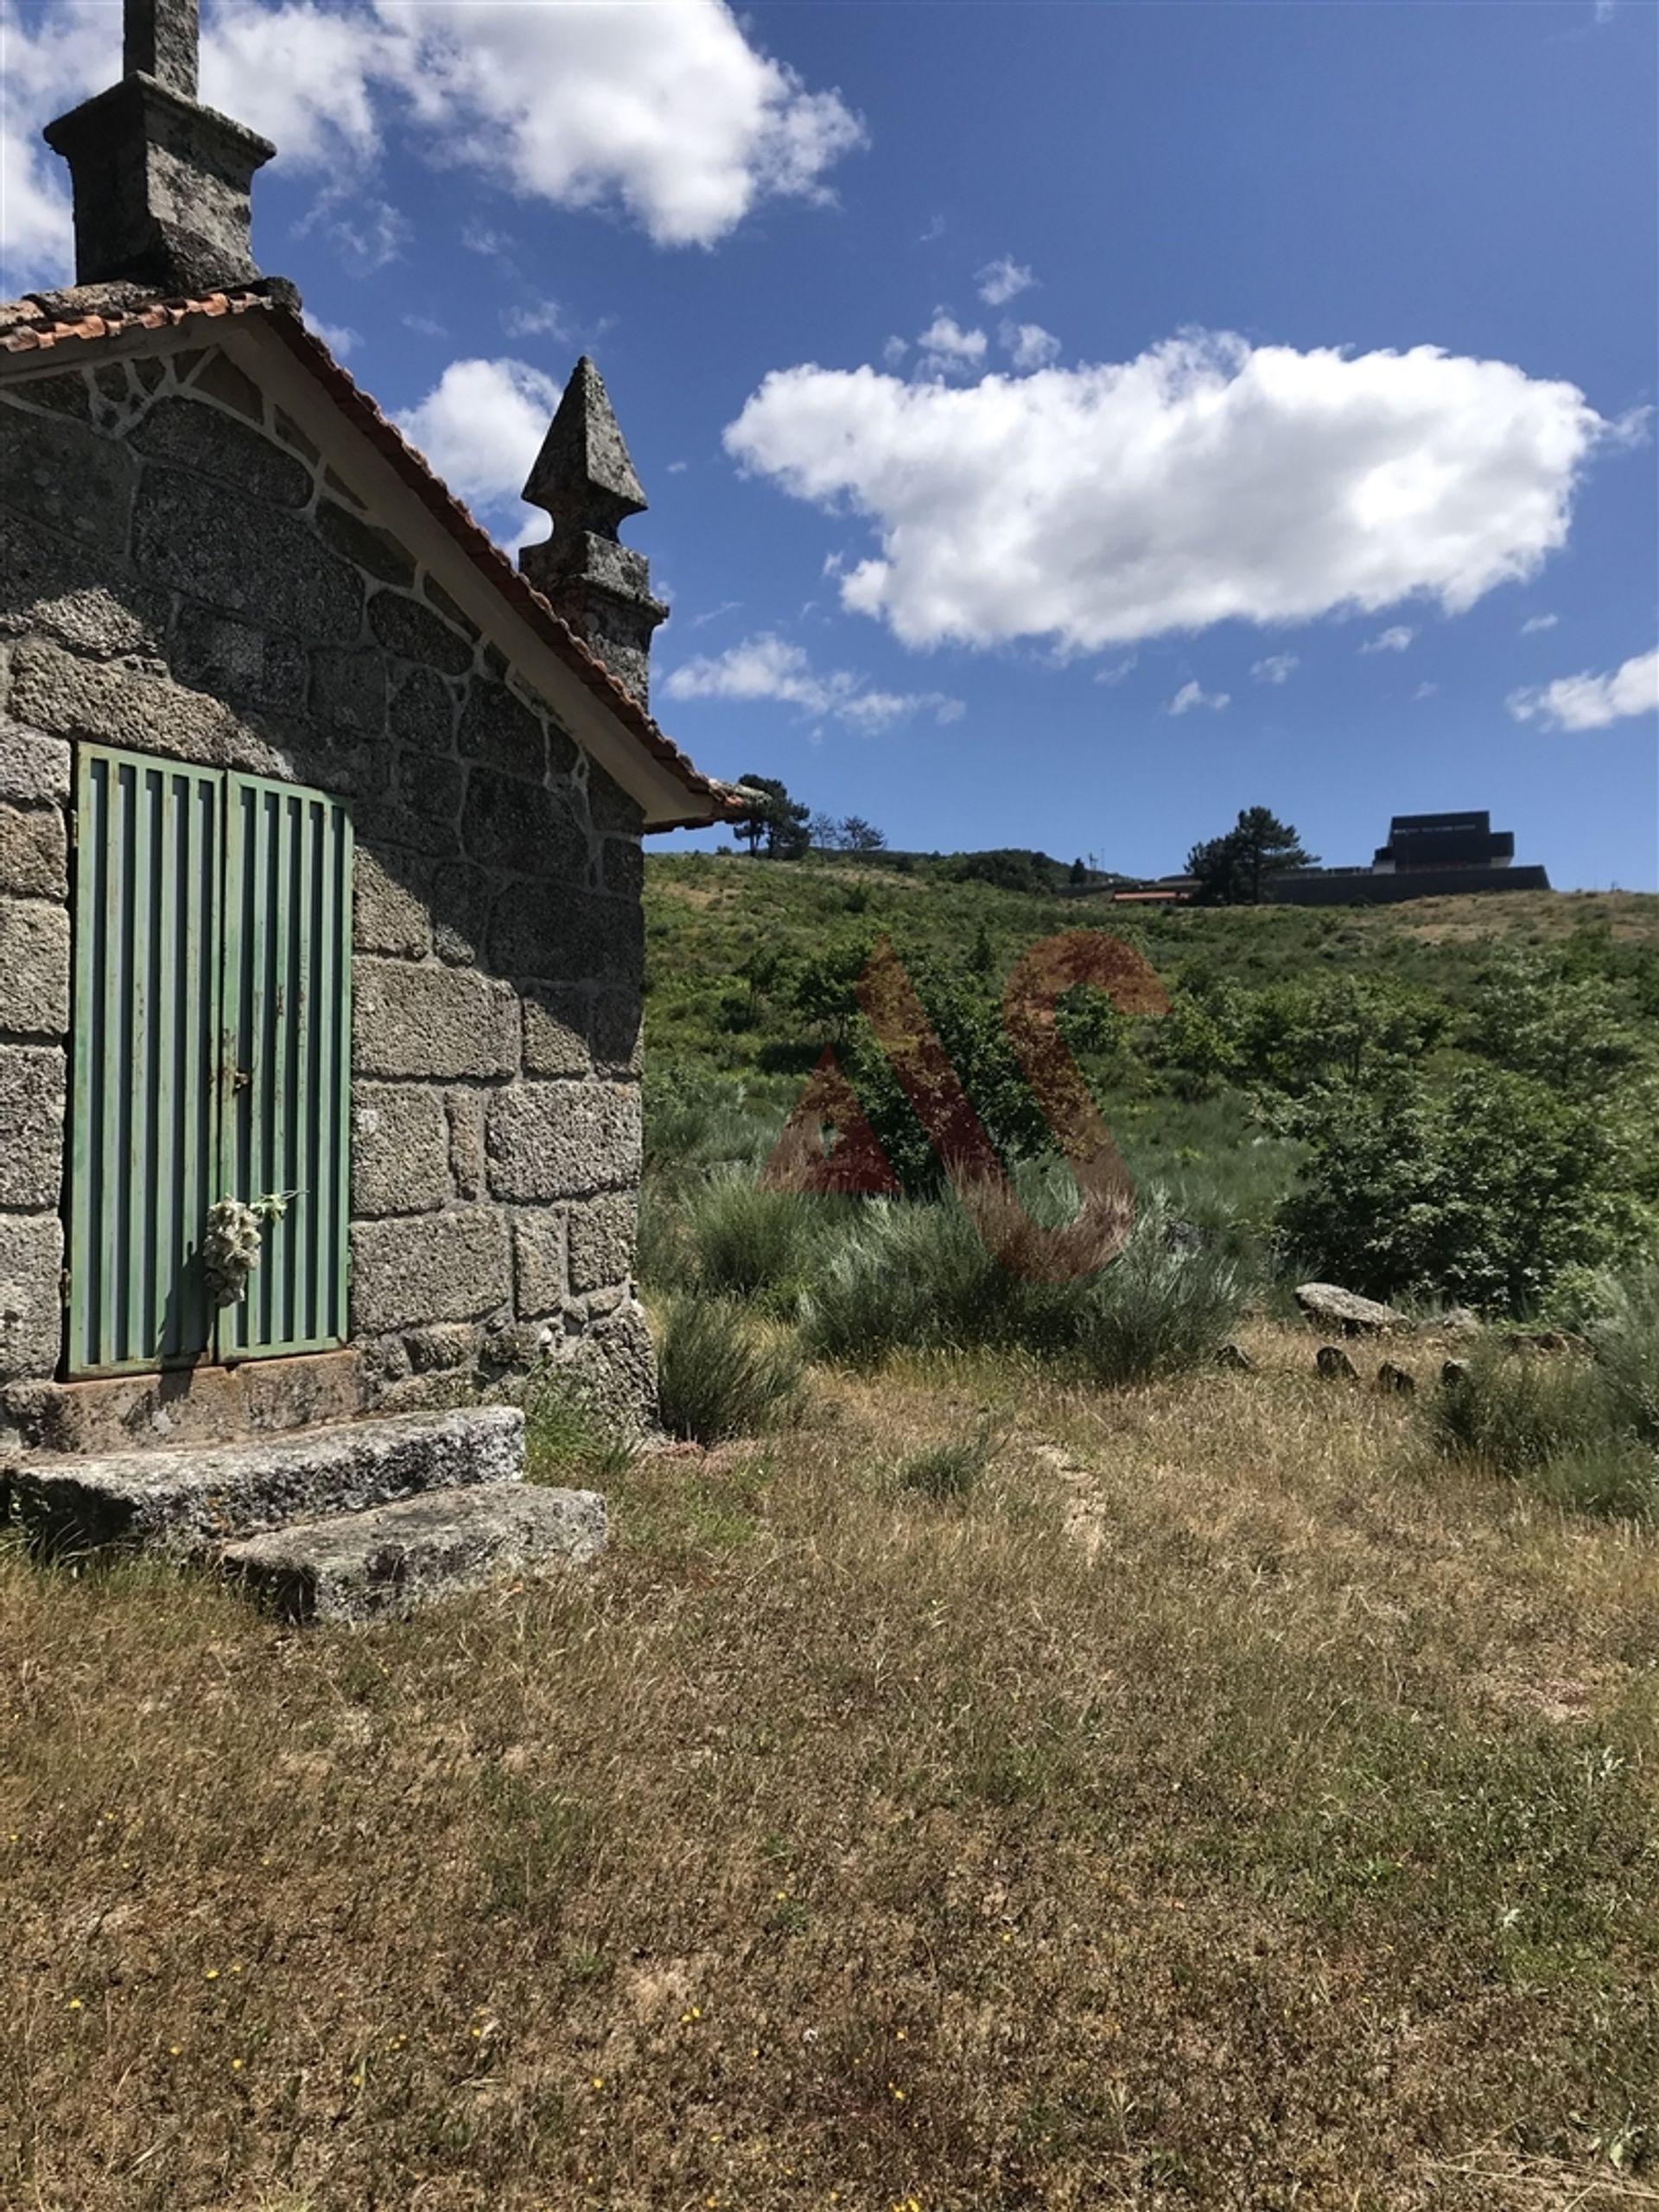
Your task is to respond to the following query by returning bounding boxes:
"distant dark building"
[1372,811,1515,872]
[1108,810,1550,907]
[1271,810,1549,906]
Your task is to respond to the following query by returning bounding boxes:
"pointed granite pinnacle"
[522,356,648,539]
[519,355,667,709]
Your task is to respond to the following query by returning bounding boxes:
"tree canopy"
[1186,807,1317,905]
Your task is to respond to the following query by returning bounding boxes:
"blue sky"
[6,0,1656,887]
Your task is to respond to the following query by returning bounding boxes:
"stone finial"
[41,0,283,298]
[124,0,199,97]
[519,356,667,709]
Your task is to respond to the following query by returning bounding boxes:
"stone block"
[522,985,594,1077]
[488,878,643,989]
[445,1088,486,1200]
[366,588,475,677]
[592,990,643,1077]
[0,899,70,1034]
[315,499,416,588]
[461,767,586,880]
[562,1298,656,1437]
[568,1191,637,1294]
[388,662,457,753]
[5,372,91,422]
[13,1403,524,1555]
[401,1321,481,1373]
[485,1082,641,1203]
[9,639,292,776]
[353,848,430,958]
[0,727,71,804]
[603,836,644,899]
[0,1211,62,1383]
[459,679,547,782]
[171,604,309,714]
[191,352,265,422]
[312,648,386,738]
[385,749,465,855]
[588,760,645,837]
[0,805,67,900]
[222,1478,604,1624]
[0,398,137,546]
[352,1084,451,1217]
[512,1211,569,1317]
[0,509,169,656]
[129,394,313,509]
[350,1208,512,1335]
[0,1044,65,1209]
[354,957,518,1079]
[132,465,363,642]
[430,861,492,967]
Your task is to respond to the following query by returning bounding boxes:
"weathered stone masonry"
[0,336,656,1439]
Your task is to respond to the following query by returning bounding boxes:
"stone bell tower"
[41,0,284,298]
[518,357,669,709]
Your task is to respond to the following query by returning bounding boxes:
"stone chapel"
[0,0,741,1613]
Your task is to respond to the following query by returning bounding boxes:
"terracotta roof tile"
[0,284,741,829]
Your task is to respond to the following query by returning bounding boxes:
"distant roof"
[0,282,743,831]
[1389,811,1491,836]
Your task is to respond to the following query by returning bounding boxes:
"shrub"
[653,1296,804,1444]
[799,1180,1247,1386]
[677,1173,841,1310]
[1427,1298,1659,1522]
[1276,1066,1617,1313]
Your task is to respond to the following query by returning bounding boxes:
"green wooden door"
[67,747,353,1378]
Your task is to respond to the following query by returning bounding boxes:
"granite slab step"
[10,1406,524,1558]
[221,1482,607,1622]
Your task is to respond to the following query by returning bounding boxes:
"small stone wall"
[0,339,652,1452]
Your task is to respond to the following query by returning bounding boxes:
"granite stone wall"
[0,338,653,1440]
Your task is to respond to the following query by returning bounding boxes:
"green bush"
[1276,1066,1619,1313]
[653,1295,804,1444]
[1074,1210,1249,1386]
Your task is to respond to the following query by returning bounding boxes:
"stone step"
[9,1406,524,1558]
[221,1482,607,1622]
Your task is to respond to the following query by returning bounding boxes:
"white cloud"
[1251,652,1300,684]
[1594,0,1617,22]
[665,459,690,475]
[0,0,865,291]
[302,313,360,357]
[663,632,963,731]
[882,336,911,367]
[1168,680,1230,715]
[1413,681,1439,701]
[396,356,560,523]
[976,256,1035,307]
[1360,625,1414,653]
[999,321,1060,372]
[1508,647,1659,732]
[1521,612,1560,633]
[1093,654,1137,685]
[915,315,987,378]
[723,331,1614,655]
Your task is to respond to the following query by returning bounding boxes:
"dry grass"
[5,1325,1659,2210]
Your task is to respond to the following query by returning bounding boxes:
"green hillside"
[642,852,1659,1313]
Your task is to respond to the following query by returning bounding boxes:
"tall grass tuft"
[522,1368,636,1485]
[677,1173,845,1310]
[654,1295,805,1444]
[1428,1280,1659,1521]
[799,1179,1247,1385]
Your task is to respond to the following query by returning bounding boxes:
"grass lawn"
[6,1324,1659,2210]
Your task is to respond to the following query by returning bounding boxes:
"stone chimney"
[518,357,668,709]
[41,0,283,297]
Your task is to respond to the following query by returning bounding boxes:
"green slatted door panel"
[67,747,222,1376]
[217,773,353,1361]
